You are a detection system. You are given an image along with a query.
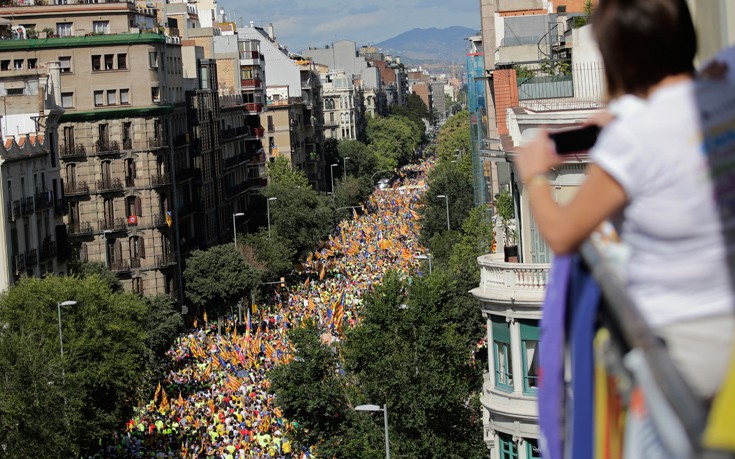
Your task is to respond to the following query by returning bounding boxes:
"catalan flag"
[159,387,169,412]
[153,382,161,402]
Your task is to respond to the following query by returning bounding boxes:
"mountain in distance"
[375,26,478,68]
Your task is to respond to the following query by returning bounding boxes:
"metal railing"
[24,248,37,267]
[99,217,127,232]
[97,177,123,193]
[39,238,57,262]
[60,143,87,159]
[64,181,90,196]
[35,191,53,210]
[502,59,605,112]
[67,221,93,236]
[20,196,34,215]
[155,252,176,268]
[150,174,170,187]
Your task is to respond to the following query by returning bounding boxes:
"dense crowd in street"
[93,160,434,458]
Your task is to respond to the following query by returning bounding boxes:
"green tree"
[366,116,421,170]
[184,244,263,320]
[269,322,352,453]
[344,271,485,459]
[264,182,337,256]
[144,294,184,366]
[267,156,310,188]
[435,111,471,161]
[240,229,296,279]
[407,93,430,121]
[67,260,123,292]
[0,274,151,456]
[338,139,378,182]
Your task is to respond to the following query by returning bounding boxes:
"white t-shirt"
[591,80,735,328]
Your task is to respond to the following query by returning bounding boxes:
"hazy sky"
[218,0,481,53]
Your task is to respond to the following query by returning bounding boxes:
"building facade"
[0,61,66,291]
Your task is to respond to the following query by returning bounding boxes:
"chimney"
[268,23,275,41]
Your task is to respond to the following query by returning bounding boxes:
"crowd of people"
[94,160,434,458]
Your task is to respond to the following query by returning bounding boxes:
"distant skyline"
[218,0,480,53]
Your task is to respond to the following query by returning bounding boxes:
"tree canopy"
[184,244,263,320]
[0,274,153,457]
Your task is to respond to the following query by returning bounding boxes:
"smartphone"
[549,125,601,155]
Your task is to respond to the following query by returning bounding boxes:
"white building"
[320,70,361,141]
[0,62,66,291]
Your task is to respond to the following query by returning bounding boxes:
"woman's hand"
[516,130,563,184]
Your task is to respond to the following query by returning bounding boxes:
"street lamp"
[232,212,245,246]
[330,163,339,194]
[355,404,390,459]
[266,197,277,239]
[436,195,450,230]
[57,300,77,361]
[343,156,350,181]
[414,253,432,274]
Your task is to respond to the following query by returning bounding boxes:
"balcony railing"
[35,191,53,210]
[54,199,66,217]
[155,252,177,268]
[223,153,247,169]
[59,143,87,159]
[154,213,170,228]
[24,248,37,267]
[109,259,130,273]
[99,217,127,232]
[148,137,166,149]
[39,238,57,262]
[130,257,141,269]
[221,126,248,140]
[94,139,121,155]
[67,221,93,236]
[474,253,550,304]
[20,196,34,215]
[241,78,263,89]
[125,176,136,188]
[244,103,264,114]
[97,177,123,193]
[122,138,133,150]
[64,181,90,196]
[13,254,25,274]
[151,174,171,187]
[7,200,21,220]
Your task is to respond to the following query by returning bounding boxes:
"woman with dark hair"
[517,0,734,399]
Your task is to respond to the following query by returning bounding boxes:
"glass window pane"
[94,90,103,106]
[120,89,129,104]
[107,90,116,105]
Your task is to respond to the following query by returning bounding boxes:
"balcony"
[99,217,127,233]
[130,257,141,269]
[252,127,264,138]
[7,200,21,220]
[148,137,166,149]
[67,221,93,237]
[223,153,247,170]
[241,78,263,89]
[177,202,196,217]
[239,50,261,60]
[150,174,171,187]
[471,253,550,306]
[35,191,53,210]
[59,143,87,159]
[20,196,34,215]
[221,126,248,140]
[97,177,123,193]
[13,254,25,275]
[125,176,136,188]
[154,213,170,228]
[24,248,37,267]
[64,181,90,197]
[109,259,130,273]
[54,199,66,217]
[244,103,264,114]
[39,238,57,262]
[122,138,133,150]
[225,182,247,199]
[94,139,121,155]
[155,252,177,268]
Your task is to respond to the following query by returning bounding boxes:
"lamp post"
[330,163,339,194]
[414,253,432,274]
[343,156,350,181]
[232,212,245,246]
[57,300,77,361]
[436,194,450,230]
[266,197,277,239]
[355,404,390,459]
[370,169,394,186]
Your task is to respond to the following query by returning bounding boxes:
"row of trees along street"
[0,90,493,457]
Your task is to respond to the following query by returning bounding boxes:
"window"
[120,89,129,105]
[498,433,518,459]
[13,59,23,70]
[92,20,109,34]
[492,315,513,391]
[149,51,158,68]
[27,59,37,69]
[59,56,71,73]
[0,60,9,71]
[106,90,116,105]
[61,92,74,108]
[7,88,24,96]
[132,277,144,295]
[117,53,127,70]
[91,55,101,71]
[56,22,73,37]
[126,195,141,219]
[94,90,103,106]
[526,440,541,459]
[520,320,539,394]
[104,54,114,70]
[130,236,144,259]
[151,86,160,103]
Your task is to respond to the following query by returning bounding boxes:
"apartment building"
[0,2,192,301]
[320,69,363,142]
[0,61,66,291]
[237,24,326,189]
